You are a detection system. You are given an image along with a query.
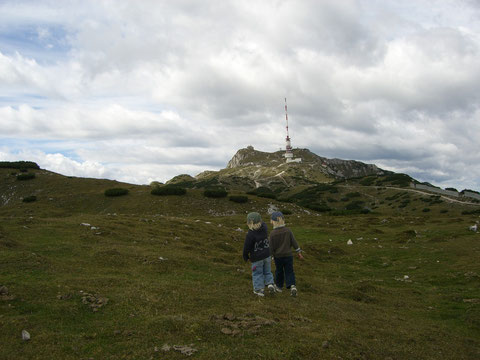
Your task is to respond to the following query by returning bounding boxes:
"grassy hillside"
[1,167,480,359]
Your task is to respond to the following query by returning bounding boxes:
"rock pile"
[211,313,276,336]
[80,292,109,312]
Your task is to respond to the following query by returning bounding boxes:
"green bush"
[345,192,361,199]
[359,177,376,186]
[345,200,365,211]
[257,193,277,199]
[204,188,228,198]
[0,161,40,170]
[461,209,480,215]
[16,173,35,181]
[104,188,129,197]
[22,195,37,203]
[151,186,187,196]
[229,195,248,203]
[306,203,331,212]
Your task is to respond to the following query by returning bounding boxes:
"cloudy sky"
[1,0,479,190]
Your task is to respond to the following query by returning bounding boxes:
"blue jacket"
[242,222,271,262]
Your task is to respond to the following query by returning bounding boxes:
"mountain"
[169,146,388,191]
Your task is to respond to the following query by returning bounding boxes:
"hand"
[298,252,304,260]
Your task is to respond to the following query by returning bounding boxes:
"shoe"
[290,285,297,297]
[267,284,275,294]
[253,290,265,297]
[273,284,283,293]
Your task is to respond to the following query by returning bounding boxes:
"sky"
[1,0,479,190]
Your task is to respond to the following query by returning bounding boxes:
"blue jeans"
[251,257,274,291]
[274,256,295,289]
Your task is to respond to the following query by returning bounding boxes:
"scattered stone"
[235,228,243,232]
[81,292,109,312]
[173,344,198,356]
[22,330,30,341]
[469,224,478,232]
[322,340,330,349]
[221,327,233,335]
[80,223,91,227]
[463,298,480,303]
[347,239,353,245]
[0,285,8,295]
[158,256,168,261]
[212,313,276,336]
[57,293,73,300]
[161,344,197,356]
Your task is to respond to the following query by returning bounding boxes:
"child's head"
[247,212,262,230]
[270,211,285,227]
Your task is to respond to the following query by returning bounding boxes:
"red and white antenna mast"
[284,97,294,161]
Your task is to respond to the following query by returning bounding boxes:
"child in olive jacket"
[269,211,304,296]
[242,212,275,297]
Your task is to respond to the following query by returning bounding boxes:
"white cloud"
[1,0,480,190]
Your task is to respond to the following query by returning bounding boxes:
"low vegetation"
[229,195,248,203]
[16,173,36,181]
[104,188,129,197]
[151,185,187,196]
[204,188,228,198]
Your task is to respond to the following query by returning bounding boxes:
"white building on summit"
[283,98,301,163]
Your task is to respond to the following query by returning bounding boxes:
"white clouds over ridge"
[1,0,480,189]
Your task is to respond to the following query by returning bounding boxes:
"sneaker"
[290,285,297,297]
[273,284,283,293]
[267,284,275,294]
[253,290,265,297]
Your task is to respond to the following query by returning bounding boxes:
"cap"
[247,212,262,224]
[271,211,284,221]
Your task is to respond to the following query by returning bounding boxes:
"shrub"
[461,209,480,215]
[104,188,129,197]
[0,161,40,170]
[204,188,228,198]
[229,195,248,203]
[345,192,361,199]
[16,173,35,181]
[359,177,376,186]
[280,209,293,215]
[306,203,331,212]
[151,186,186,196]
[257,193,277,199]
[22,195,37,203]
[422,208,431,212]
[345,200,365,211]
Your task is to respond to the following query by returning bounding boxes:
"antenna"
[284,97,293,161]
[285,97,290,141]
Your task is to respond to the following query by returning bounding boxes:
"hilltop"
[1,161,480,359]
[168,146,387,191]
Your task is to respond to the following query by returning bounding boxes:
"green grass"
[1,168,480,359]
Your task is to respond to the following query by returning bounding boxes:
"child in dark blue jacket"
[242,212,275,297]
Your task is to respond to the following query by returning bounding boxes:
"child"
[269,211,304,296]
[242,212,275,297]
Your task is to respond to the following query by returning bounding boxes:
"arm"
[289,229,304,259]
[243,233,251,262]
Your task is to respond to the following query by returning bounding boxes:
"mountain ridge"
[168,146,388,191]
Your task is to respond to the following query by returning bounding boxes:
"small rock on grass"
[22,330,30,341]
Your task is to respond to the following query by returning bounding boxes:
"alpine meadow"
[1,152,480,359]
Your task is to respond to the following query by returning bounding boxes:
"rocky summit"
[170,146,387,191]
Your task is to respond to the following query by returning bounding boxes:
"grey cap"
[270,211,284,221]
[247,212,262,224]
